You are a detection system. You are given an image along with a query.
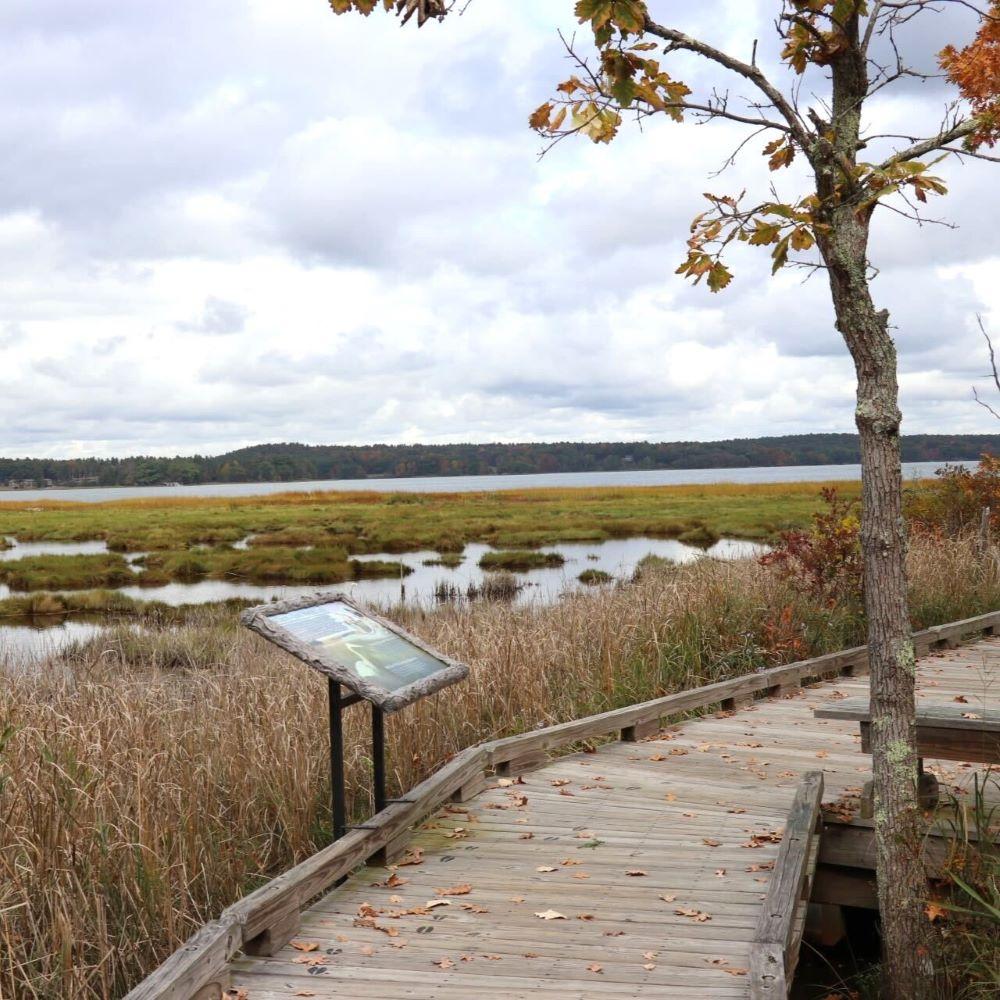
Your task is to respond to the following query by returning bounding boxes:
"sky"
[0,0,997,459]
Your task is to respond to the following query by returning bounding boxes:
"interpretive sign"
[241,593,469,713]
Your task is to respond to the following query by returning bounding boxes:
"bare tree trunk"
[821,212,935,998]
[810,19,935,994]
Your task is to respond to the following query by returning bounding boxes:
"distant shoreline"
[0,458,970,505]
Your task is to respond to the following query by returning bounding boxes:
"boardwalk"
[224,634,1000,1000]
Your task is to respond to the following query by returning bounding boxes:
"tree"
[327,2,999,996]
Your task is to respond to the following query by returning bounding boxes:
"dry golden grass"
[0,531,996,998]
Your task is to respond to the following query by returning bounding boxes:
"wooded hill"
[2,434,998,489]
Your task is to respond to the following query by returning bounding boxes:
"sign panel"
[241,593,468,712]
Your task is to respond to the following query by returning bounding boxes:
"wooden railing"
[123,608,1000,1000]
[750,772,824,998]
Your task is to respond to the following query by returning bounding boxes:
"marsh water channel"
[0,534,766,661]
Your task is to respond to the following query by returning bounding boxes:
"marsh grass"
[477,549,565,571]
[0,531,997,998]
[0,480,861,555]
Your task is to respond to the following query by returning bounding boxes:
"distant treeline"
[1,434,998,489]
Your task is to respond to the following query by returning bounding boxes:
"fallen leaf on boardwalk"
[551,778,571,787]
[535,909,567,920]
[519,832,534,840]
[460,954,474,963]
[727,807,746,814]
[669,747,689,756]
[706,957,728,965]
[675,907,711,922]
[954,695,969,703]
[643,951,658,960]
[561,858,583,866]
[660,894,677,903]
[626,870,648,877]
[571,872,591,880]
[224,991,249,1000]
[482,954,503,960]
[398,848,424,866]
[433,957,455,969]
[724,968,749,976]
[293,955,327,966]
[559,788,575,796]
[815,750,829,758]
[604,929,625,936]
[664,792,677,802]
[435,884,472,896]
[962,712,982,720]
[536,866,558,873]
[497,777,525,787]
[703,838,721,847]
[587,963,604,974]
[524,952,540,958]
[290,941,319,952]
[509,895,525,903]
[511,794,529,807]
[358,944,375,957]
[648,753,667,761]
[425,899,451,909]
[378,872,409,889]
[643,963,656,971]
[742,830,783,848]
[577,913,595,921]
[714,869,727,877]
[746,861,775,872]
[444,828,468,840]
[682,811,697,819]
[294,992,316,998]
[461,903,489,914]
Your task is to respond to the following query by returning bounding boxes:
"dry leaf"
[660,893,677,902]
[433,957,455,969]
[587,963,603,974]
[535,909,567,920]
[536,866,558,873]
[398,848,425,867]
[435,884,472,897]
[703,838,721,847]
[626,869,648,877]
[290,940,319,952]
[725,968,749,976]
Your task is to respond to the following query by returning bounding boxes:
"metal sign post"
[243,594,469,842]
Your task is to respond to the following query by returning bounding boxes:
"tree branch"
[878,119,979,168]
[642,15,814,152]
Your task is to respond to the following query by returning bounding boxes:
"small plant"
[933,772,1000,998]
[760,488,863,611]
[578,569,612,585]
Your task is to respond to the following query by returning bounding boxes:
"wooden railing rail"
[749,772,825,998]
[124,609,1000,1000]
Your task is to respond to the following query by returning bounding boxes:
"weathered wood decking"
[127,613,1000,1000]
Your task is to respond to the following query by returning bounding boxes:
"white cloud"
[0,0,996,459]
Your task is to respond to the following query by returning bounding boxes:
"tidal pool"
[0,535,767,662]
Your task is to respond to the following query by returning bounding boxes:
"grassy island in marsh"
[0,480,862,592]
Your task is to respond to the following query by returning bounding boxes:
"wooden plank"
[750,771,823,999]
[122,920,241,1000]
[816,697,1000,731]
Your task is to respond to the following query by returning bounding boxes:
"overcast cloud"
[0,0,997,459]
